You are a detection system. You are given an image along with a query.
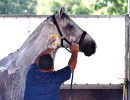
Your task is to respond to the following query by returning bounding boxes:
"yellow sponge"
[49,34,57,38]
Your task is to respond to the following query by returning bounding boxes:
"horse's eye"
[66,24,73,29]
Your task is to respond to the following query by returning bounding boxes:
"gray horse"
[0,6,96,100]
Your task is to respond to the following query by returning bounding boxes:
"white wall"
[0,17,125,84]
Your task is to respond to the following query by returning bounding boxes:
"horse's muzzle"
[80,41,96,56]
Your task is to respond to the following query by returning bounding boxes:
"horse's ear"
[58,5,65,17]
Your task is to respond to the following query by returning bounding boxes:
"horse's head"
[48,6,96,56]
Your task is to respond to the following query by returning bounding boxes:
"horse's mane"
[0,18,48,65]
[20,18,48,49]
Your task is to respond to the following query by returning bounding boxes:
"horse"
[0,6,96,100]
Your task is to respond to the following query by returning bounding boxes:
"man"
[24,36,79,100]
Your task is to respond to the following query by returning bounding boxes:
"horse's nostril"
[92,41,96,53]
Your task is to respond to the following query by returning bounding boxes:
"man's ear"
[58,5,65,17]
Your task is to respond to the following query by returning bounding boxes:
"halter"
[52,13,87,100]
[52,14,87,48]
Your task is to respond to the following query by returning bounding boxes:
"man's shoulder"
[30,63,37,66]
[56,66,70,72]
[54,66,71,83]
[27,63,38,74]
[29,63,37,69]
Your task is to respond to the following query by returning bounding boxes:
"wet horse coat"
[0,6,96,100]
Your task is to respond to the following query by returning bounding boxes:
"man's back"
[24,63,71,100]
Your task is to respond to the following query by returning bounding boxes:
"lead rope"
[69,72,74,100]
[68,31,86,100]
[52,14,74,100]
[52,13,87,100]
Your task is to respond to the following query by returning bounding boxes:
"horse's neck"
[16,24,56,67]
[0,20,57,68]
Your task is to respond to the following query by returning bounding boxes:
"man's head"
[38,54,53,71]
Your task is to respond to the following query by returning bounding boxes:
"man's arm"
[34,48,54,63]
[34,36,57,64]
[68,43,79,72]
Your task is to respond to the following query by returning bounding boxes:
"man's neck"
[39,69,53,72]
[38,66,54,72]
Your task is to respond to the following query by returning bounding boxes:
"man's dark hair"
[38,54,53,71]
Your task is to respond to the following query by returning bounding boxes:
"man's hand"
[68,43,79,72]
[34,35,57,64]
[70,43,79,53]
[48,36,58,49]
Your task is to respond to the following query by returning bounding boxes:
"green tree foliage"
[0,0,37,14]
[0,0,128,15]
[107,0,128,14]
[36,0,92,14]
[92,0,128,15]
[36,0,128,15]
